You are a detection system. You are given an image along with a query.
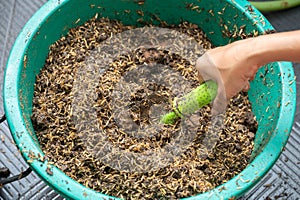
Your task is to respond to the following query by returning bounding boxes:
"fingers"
[211,99,226,116]
[196,53,224,84]
[242,81,250,92]
[197,71,204,84]
[211,84,227,116]
[196,54,211,82]
[196,53,228,116]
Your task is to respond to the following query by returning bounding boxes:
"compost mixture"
[31,16,258,199]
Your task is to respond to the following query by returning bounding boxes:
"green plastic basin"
[3,0,296,199]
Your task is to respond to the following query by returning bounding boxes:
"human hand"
[196,30,300,114]
[196,38,260,114]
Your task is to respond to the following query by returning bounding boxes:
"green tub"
[3,0,296,199]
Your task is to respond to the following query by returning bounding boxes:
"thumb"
[211,83,227,116]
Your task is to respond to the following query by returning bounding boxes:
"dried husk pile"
[32,16,257,199]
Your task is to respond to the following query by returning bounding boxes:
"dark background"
[0,1,299,199]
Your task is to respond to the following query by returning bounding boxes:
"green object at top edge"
[3,0,296,199]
